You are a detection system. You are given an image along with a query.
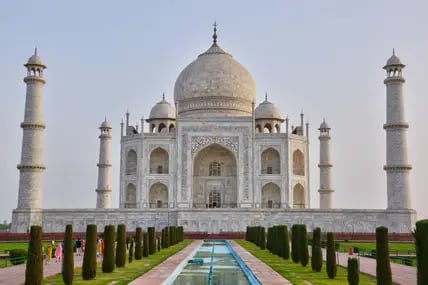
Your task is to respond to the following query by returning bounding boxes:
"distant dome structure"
[100,118,112,129]
[319,119,330,129]
[385,49,404,67]
[25,48,46,68]
[255,94,282,120]
[149,94,176,120]
[174,24,256,118]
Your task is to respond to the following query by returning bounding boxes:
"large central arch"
[192,144,237,208]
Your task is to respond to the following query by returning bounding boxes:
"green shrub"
[62,224,74,285]
[135,227,142,260]
[164,227,170,248]
[128,239,134,263]
[143,232,149,257]
[291,224,300,263]
[157,237,161,251]
[347,257,359,285]
[25,225,43,285]
[148,227,155,254]
[311,227,322,272]
[102,225,115,273]
[414,219,428,285]
[82,224,97,280]
[115,224,126,268]
[259,227,266,250]
[300,225,309,267]
[376,226,392,285]
[281,225,290,260]
[326,232,337,279]
[9,249,27,265]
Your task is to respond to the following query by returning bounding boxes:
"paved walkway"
[229,240,292,285]
[323,249,416,285]
[129,240,202,285]
[0,254,84,285]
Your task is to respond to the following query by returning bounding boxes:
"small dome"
[255,96,282,120]
[149,96,176,120]
[25,49,46,68]
[100,119,112,129]
[319,119,330,129]
[384,50,404,67]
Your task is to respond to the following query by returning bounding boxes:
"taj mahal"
[11,26,416,233]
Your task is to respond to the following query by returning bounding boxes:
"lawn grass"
[42,240,192,285]
[0,241,53,251]
[236,240,377,285]
[337,242,415,254]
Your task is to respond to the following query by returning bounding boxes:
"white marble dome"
[174,41,256,117]
[255,97,282,120]
[25,52,46,68]
[149,96,176,120]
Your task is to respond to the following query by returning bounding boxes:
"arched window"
[150,148,169,174]
[169,124,175,133]
[261,148,280,174]
[261,183,281,208]
[263,123,272,133]
[149,183,168,208]
[209,161,221,176]
[126,150,137,175]
[275,124,280,133]
[293,183,305,208]
[158,123,167,133]
[208,190,221,208]
[256,125,262,133]
[293,149,305,176]
[150,124,156,133]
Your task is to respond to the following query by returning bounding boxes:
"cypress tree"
[157,237,161,251]
[25,225,43,285]
[376,226,392,285]
[82,224,97,280]
[62,224,74,285]
[326,232,337,279]
[115,224,126,268]
[347,257,359,285]
[291,224,300,263]
[143,232,149,257]
[161,229,165,249]
[165,227,170,248]
[311,227,322,272]
[102,225,115,273]
[148,227,155,254]
[413,219,428,285]
[300,225,309,267]
[259,227,266,250]
[135,227,142,260]
[281,225,290,260]
[128,239,134,263]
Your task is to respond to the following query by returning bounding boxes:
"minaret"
[383,50,411,209]
[16,49,47,210]
[96,118,112,208]
[318,119,333,209]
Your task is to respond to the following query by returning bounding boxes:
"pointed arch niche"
[261,183,281,208]
[293,183,305,208]
[192,144,237,208]
[125,183,137,208]
[150,147,169,174]
[149,182,168,208]
[292,149,305,176]
[261,148,280,174]
[126,150,137,175]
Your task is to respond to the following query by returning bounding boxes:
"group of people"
[44,237,85,265]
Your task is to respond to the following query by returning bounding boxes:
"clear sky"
[1,1,427,224]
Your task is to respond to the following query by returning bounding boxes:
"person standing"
[76,237,82,256]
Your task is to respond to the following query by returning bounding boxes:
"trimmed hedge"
[115,224,126,268]
[128,239,134,263]
[291,224,300,263]
[82,224,97,280]
[311,227,322,272]
[62,224,74,285]
[376,226,392,285]
[25,225,43,285]
[143,232,149,257]
[414,219,428,285]
[299,225,309,267]
[348,257,359,285]
[326,232,337,279]
[135,227,142,260]
[148,227,155,255]
[102,225,115,273]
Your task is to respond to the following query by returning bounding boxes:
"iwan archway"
[192,144,237,208]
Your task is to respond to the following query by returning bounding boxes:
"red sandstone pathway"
[229,240,292,285]
[0,254,84,285]
[129,240,202,285]
[322,249,416,285]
